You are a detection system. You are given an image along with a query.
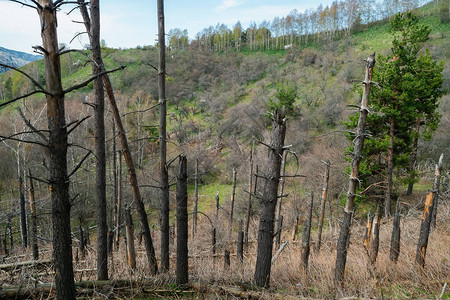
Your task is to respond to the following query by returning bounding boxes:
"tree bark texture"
[370,202,381,263]
[229,168,237,235]
[363,211,373,248]
[385,116,395,217]
[390,201,401,262]
[36,1,76,298]
[125,206,136,270]
[275,151,287,249]
[416,154,443,268]
[245,150,255,247]
[237,219,244,263]
[28,170,39,260]
[301,192,314,277]
[115,150,123,250]
[176,156,188,285]
[158,0,170,273]
[253,109,286,288]
[335,54,375,285]
[18,176,28,249]
[316,160,330,251]
[192,158,198,237]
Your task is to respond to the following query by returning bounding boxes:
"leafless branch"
[17,108,49,143]
[58,48,88,57]
[27,175,50,185]
[69,31,90,44]
[280,175,307,178]
[0,63,45,91]
[68,150,92,177]
[66,116,91,135]
[32,46,48,55]
[63,66,125,95]
[0,90,50,109]
[140,184,162,190]
[122,103,160,116]
[0,134,48,148]
[8,0,38,10]
[253,136,273,150]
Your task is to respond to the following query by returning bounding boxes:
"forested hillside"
[0,0,449,299]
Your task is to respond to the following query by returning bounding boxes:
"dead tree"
[229,167,237,235]
[18,175,28,249]
[114,150,123,250]
[275,151,287,249]
[237,219,244,263]
[335,53,375,285]
[416,154,443,268]
[390,201,401,263]
[78,0,108,281]
[370,201,381,263]
[385,116,395,218]
[28,170,39,260]
[244,144,255,247]
[158,0,170,272]
[316,160,331,251]
[192,158,199,237]
[215,191,220,218]
[253,109,286,288]
[363,211,373,248]
[300,192,314,278]
[124,206,136,270]
[176,156,188,285]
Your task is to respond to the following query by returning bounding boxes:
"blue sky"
[0,0,335,54]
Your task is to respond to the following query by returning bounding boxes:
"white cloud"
[216,0,242,11]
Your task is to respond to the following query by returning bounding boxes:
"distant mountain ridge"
[0,46,41,72]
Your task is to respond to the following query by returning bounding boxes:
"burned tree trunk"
[385,116,395,218]
[176,156,188,285]
[390,201,401,263]
[229,168,237,235]
[416,154,443,268]
[275,151,287,249]
[158,0,170,273]
[370,201,381,264]
[215,191,220,218]
[115,150,123,250]
[237,219,244,263]
[124,206,136,270]
[244,146,255,247]
[192,158,199,237]
[316,160,330,251]
[28,170,39,260]
[335,54,375,285]
[253,109,286,288]
[301,192,314,278]
[18,176,28,249]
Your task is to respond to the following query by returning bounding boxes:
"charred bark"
[390,201,401,263]
[192,158,199,237]
[229,168,237,235]
[370,201,381,264]
[244,146,255,247]
[176,156,188,285]
[316,160,330,251]
[275,151,287,249]
[125,206,136,270]
[301,192,314,277]
[335,54,375,285]
[253,109,286,288]
[28,170,39,260]
[18,176,28,249]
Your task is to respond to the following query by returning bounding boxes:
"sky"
[0,0,335,54]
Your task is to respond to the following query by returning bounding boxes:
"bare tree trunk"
[28,170,38,260]
[124,206,136,270]
[229,168,237,235]
[363,211,373,248]
[253,109,286,288]
[370,201,381,263]
[112,122,119,250]
[212,228,217,254]
[316,160,330,251]
[224,249,230,270]
[192,158,198,237]
[335,53,375,285]
[385,116,395,218]
[176,156,188,285]
[301,192,314,278]
[115,150,123,250]
[291,214,299,241]
[158,0,170,273]
[215,191,220,218]
[244,145,255,247]
[275,151,287,249]
[237,219,244,263]
[390,201,401,263]
[18,176,28,249]
[416,154,443,268]
[406,119,420,195]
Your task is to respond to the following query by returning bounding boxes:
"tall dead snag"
[158,0,170,272]
[370,201,381,263]
[237,219,244,263]
[275,151,287,249]
[244,145,255,247]
[176,156,188,285]
[18,176,28,249]
[385,116,395,218]
[192,158,199,237]
[363,211,373,248]
[229,167,237,235]
[390,201,401,263]
[253,109,286,288]
[124,206,136,270]
[316,160,331,251]
[28,170,38,260]
[79,0,108,281]
[335,53,375,285]
[416,154,444,268]
[215,191,220,218]
[301,192,314,278]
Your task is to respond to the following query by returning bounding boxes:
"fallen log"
[0,259,52,272]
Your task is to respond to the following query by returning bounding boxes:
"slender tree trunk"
[407,119,420,195]
[253,109,286,288]
[115,150,123,250]
[124,206,136,270]
[215,191,220,218]
[158,0,170,272]
[192,158,198,237]
[385,116,395,218]
[390,201,401,263]
[28,170,38,260]
[212,228,217,254]
[244,145,254,247]
[370,201,381,263]
[275,151,287,249]
[335,54,375,285]
[316,160,330,251]
[176,156,188,285]
[112,121,119,250]
[363,211,373,248]
[18,176,28,249]
[301,192,314,278]
[237,219,244,263]
[229,168,237,235]
[416,154,443,268]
